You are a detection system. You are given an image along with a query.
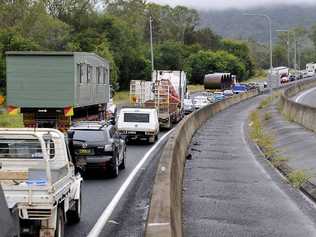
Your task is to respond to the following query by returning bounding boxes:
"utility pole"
[149,16,154,72]
[243,13,273,93]
[293,31,297,75]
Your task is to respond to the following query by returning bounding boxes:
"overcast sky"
[149,0,316,10]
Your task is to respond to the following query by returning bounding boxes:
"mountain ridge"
[200,4,316,42]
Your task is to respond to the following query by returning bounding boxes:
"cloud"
[149,0,316,10]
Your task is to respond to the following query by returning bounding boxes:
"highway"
[65,131,170,237]
[292,86,316,107]
[183,95,316,237]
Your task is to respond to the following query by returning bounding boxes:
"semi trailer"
[129,70,187,129]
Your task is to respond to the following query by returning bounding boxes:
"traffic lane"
[183,95,316,237]
[97,137,167,236]
[292,86,316,107]
[65,131,167,237]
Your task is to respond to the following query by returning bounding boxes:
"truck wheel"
[110,155,119,178]
[67,193,81,224]
[155,134,158,141]
[55,207,65,237]
[119,148,126,170]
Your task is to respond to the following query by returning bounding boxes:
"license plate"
[78,149,93,155]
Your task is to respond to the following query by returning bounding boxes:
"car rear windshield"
[73,130,108,143]
[124,113,150,123]
[0,135,43,159]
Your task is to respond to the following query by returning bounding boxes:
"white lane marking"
[242,121,316,215]
[241,121,270,179]
[295,87,316,103]
[87,129,174,237]
[147,222,170,227]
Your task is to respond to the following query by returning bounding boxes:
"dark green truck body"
[6,51,110,130]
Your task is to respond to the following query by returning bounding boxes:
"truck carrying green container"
[6,51,111,131]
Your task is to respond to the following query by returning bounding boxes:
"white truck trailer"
[0,128,82,237]
[130,70,187,129]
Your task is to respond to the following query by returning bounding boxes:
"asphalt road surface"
[65,131,168,237]
[292,86,316,107]
[183,95,316,237]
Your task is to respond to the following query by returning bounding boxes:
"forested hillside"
[0,0,257,91]
[200,4,316,42]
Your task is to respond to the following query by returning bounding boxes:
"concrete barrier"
[280,78,316,132]
[145,90,258,237]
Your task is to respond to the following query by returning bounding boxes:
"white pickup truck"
[0,128,82,237]
[117,108,159,143]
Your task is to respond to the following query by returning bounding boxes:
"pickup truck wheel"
[67,193,81,224]
[119,148,126,170]
[110,155,119,178]
[55,207,65,237]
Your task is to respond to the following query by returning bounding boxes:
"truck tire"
[119,148,126,170]
[55,207,65,237]
[67,193,81,224]
[155,134,158,141]
[110,155,119,178]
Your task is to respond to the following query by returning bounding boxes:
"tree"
[185,28,221,50]
[154,41,186,70]
[221,39,255,79]
[273,44,287,67]
[184,50,246,84]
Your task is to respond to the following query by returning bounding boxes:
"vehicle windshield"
[124,113,150,123]
[0,135,43,159]
[73,130,108,143]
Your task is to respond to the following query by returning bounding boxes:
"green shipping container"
[6,51,110,109]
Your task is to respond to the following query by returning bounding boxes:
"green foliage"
[221,39,255,79]
[185,28,221,50]
[264,112,272,121]
[288,170,311,188]
[154,41,187,70]
[0,0,257,92]
[184,50,246,84]
[273,44,288,67]
[0,111,23,128]
[257,96,274,109]
[249,110,278,158]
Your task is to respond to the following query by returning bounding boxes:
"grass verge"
[0,111,24,127]
[288,170,312,188]
[249,111,277,159]
[187,84,204,93]
[113,91,129,105]
[249,106,313,189]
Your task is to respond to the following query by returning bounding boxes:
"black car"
[68,121,126,178]
[289,75,296,82]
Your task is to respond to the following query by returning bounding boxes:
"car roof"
[69,121,109,130]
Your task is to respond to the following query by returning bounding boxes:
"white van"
[117,108,159,143]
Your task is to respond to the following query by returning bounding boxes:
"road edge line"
[295,87,316,103]
[87,129,174,237]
